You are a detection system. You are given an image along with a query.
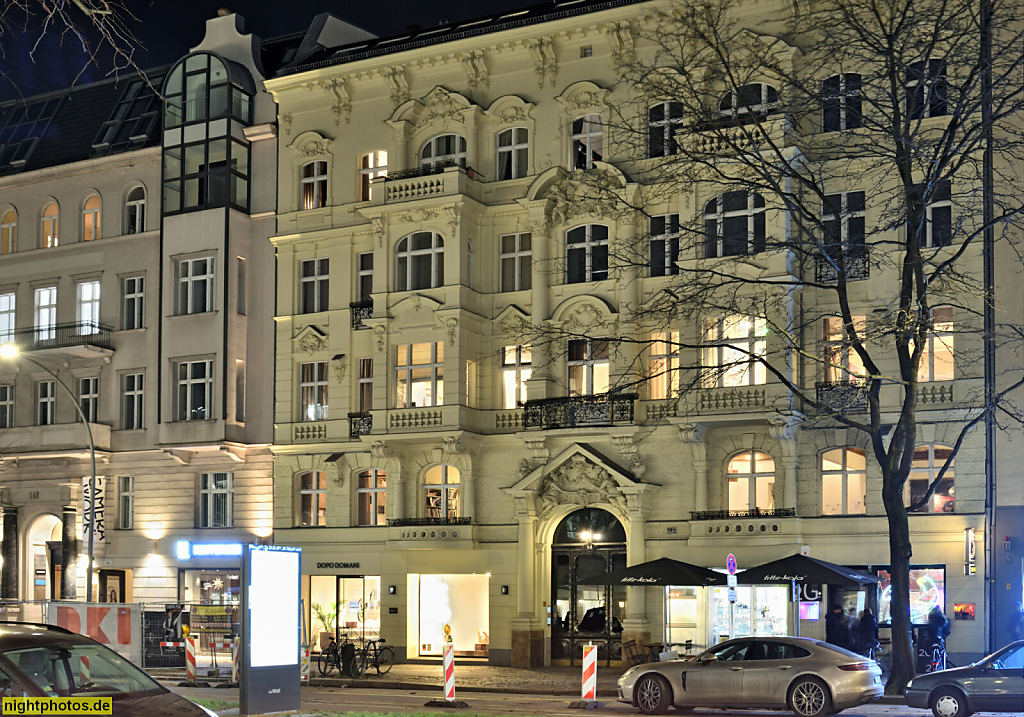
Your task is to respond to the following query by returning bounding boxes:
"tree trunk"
[883,481,916,693]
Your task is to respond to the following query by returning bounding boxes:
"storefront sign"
[176,541,244,560]
[82,476,105,544]
[964,528,976,575]
[316,562,360,570]
[798,584,822,601]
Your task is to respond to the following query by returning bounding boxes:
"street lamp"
[0,343,97,603]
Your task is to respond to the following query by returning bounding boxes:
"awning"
[577,557,726,587]
[735,554,879,586]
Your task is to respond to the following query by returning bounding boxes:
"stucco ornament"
[280,113,293,136]
[293,326,328,354]
[383,65,410,108]
[605,20,635,75]
[373,324,386,352]
[332,356,348,383]
[325,459,341,486]
[416,88,466,127]
[459,50,489,96]
[320,77,352,125]
[496,106,527,124]
[370,216,386,248]
[445,318,459,346]
[538,454,626,518]
[527,36,557,88]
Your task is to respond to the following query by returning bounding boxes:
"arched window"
[124,186,146,234]
[420,135,466,172]
[395,231,444,291]
[82,194,101,242]
[908,444,954,513]
[301,160,328,210]
[163,52,253,128]
[359,150,387,201]
[822,74,862,132]
[1,209,15,254]
[356,469,387,526]
[821,447,866,515]
[570,114,602,170]
[726,450,775,512]
[423,464,460,520]
[704,191,766,258]
[297,471,326,526]
[719,83,779,121]
[648,101,683,157]
[40,202,59,248]
[566,224,608,283]
[497,128,528,179]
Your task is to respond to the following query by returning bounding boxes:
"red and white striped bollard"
[185,636,197,682]
[442,643,455,701]
[231,637,239,683]
[581,643,597,702]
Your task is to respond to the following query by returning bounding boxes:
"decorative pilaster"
[510,493,543,667]
[372,441,401,519]
[678,423,708,511]
[769,415,803,511]
[2,507,18,600]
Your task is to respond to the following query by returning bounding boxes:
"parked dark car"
[905,640,1024,717]
[577,606,623,633]
[0,622,216,716]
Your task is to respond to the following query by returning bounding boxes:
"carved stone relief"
[606,20,635,75]
[373,324,386,352]
[320,77,352,125]
[417,88,465,127]
[538,454,626,518]
[526,36,557,88]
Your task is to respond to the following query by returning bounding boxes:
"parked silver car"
[617,636,883,716]
[905,640,1024,717]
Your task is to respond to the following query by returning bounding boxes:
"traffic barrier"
[231,638,239,683]
[443,644,455,701]
[159,641,184,647]
[185,636,196,682]
[79,656,90,685]
[581,644,597,701]
[301,649,310,683]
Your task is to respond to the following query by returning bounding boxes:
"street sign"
[728,588,737,603]
[726,554,737,575]
[727,574,737,588]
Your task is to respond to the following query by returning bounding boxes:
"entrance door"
[550,508,626,666]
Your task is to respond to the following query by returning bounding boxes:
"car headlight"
[906,679,914,690]
[619,666,640,681]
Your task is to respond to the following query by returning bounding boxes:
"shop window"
[409,573,488,657]
[301,160,328,210]
[423,464,459,519]
[570,114,602,170]
[702,315,767,387]
[499,233,531,292]
[875,566,945,625]
[356,469,387,526]
[124,186,146,234]
[396,342,443,408]
[908,444,954,513]
[567,339,609,397]
[1,209,16,254]
[821,447,866,515]
[299,361,328,421]
[648,101,683,157]
[82,193,101,242]
[822,316,866,382]
[359,150,387,201]
[822,74,862,131]
[497,127,528,179]
[649,214,680,276]
[299,258,329,313]
[40,202,58,248]
[420,135,466,171]
[726,450,775,512]
[914,306,954,382]
[198,471,233,527]
[648,330,680,400]
[501,345,532,409]
[395,232,444,291]
[719,83,779,122]
[566,224,608,283]
[704,191,766,258]
[298,471,326,526]
[906,59,947,119]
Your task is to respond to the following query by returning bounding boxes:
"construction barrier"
[581,644,597,702]
[301,648,310,683]
[443,644,455,701]
[185,636,197,682]
[231,638,240,683]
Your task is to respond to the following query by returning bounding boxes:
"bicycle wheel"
[318,648,336,676]
[348,648,367,678]
[377,646,395,674]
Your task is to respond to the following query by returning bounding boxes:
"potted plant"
[312,601,337,651]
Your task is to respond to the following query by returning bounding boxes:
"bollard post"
[424,622,467,708]
[568,642,602,709]
[185,636,197,683]
[301,648,310,684]
[232,636,240,683]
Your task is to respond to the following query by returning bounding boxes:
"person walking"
[825,604,850,649]
[858,608,879,655]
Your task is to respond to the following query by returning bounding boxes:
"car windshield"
[987,643,1024,668]
[4,643,163,699]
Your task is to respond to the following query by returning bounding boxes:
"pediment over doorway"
[504,443,651,519]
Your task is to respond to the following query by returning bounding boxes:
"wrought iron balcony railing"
[387,516,472,527]
[523,393,637,430]
[816,246,870,283]
[4,322,113,352]
[816,380,867,413]
[690,508,797,521]
[348,411,372,438]
[350,299,373,329]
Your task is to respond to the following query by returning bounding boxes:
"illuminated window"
[298,471,327,527]
[497,128,528,180]
[822,74,862,132]
[702,316,767,387]
[359,150,387,201]
[76,280,101,334]
[649,331,680,400]
[499,233,531,292]
[82,194,101,241]
[501,345,532,409]
[40,202,59,248]
[570,114,602,170]
[726,450,776,512]
[356,469,387,526]
[567,339,609,396]
[299,361,328,421]
[704,191,766,258]
[199,472,233,528]
[395,232,444,291]
[1,209,16,253]
[124,187,146,234]
[821,447,866,515]
[908,444,954,513]
[34,286,57,341]
[648,102,683,157]
[822,316,866,382]
[566,224,608,283]
[301,161,327,210]
[420,135,466,171]
[423,464,460,520]
[396,342,443,408]
[915,307,954,382]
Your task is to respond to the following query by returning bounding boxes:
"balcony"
[523,393,637,430]
[816,380,867,413]
[816,247,870,283]
[5,322,113,357]
[696,386,767,412]
[685,115,789,155]
[372,163,480,205]
[350,299,373,329]
[348,411,372,438]
[690,508,796,521]
[0,421,112,454]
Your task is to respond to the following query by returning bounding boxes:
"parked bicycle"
[352,637,394,675]
[926,640,956,673]
[317,633,363,677]
[863,639,891,683]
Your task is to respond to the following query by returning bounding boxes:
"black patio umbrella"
[577,557,726,586]
[735,554,879,586]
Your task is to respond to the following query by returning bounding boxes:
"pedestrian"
[921,605,951,649]
[1008,602,1024,644]
[825,604,849,649]
[847,607,860,653]
[858,608,879,655]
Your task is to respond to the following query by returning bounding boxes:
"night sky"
[1,0,538,102]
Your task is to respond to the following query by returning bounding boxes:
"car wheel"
[931,687,969,717]
[633,674,672,715]
[789,677,832,717]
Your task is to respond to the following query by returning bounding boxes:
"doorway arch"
[550,508,626,666]
[24,514,63,606]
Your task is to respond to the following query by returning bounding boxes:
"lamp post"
[0,344,97,603]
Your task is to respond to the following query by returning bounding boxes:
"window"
[37,380,55,426]
[41,202,58,248]
[121,372,143,429]
[1,209,15,254]
[916,307,954,382]
[704,191,766,258]
[34,287,57,341]
[501,345,532,409]
[497,128,528,180]
[176,359,213,420]
[822,74,862,132]
[357,469,387,526]
[93,74,164,155]
[420,135,466,171]
[567,339,609,396]
[124,187,146,234]
[298,471,326,526]
[118,476,134,530]
[358,150,387,201]
[299,361,328,421]
[702,316,767,387]
[423,464,460,519]
[78,377,98,423]
[396,342,444,408]
[395,232,444,291]
[355,253,373,301]
[499,233,532,292]
[0,292,14,343]
[299,258,329,313]
[301,160,328,210]
[823,191,865,249]
[649,330,680,400]
[648,102,683,157]
[82,194,101,242]
[821,447,866,515]
[163,137,250,214]
[121,276,144,331]
[906,60,947,120]
[0,384,13,428]
[719,83,779,121]
[234,359,245,422]
[357,358,373,413]
[650,214,680,276]
[77,280,101,334]
[726,450,776,512]
[236,257,246,315]
[199,472,233,527]
[176,257,214,314]
[908,444,954,513]
[566,224,608,283]
[570,115,603,170]
[912,180,952,248]
[822,316,866,382]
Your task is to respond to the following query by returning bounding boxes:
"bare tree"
[519,0,1024,693]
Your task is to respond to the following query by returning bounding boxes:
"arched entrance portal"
[25,514,63,607]
[550,508,626,666]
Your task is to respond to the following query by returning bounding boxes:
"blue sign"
[726,554,738,575]
[176,541,244,560]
